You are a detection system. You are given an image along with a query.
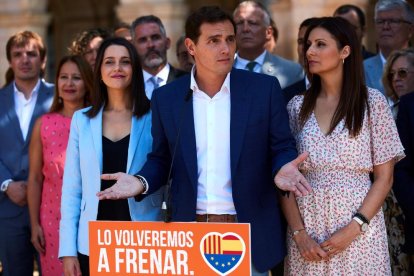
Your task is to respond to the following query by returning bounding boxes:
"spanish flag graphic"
[202,233,244,274]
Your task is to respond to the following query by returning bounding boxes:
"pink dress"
[39,113,71,276]
[285,88,405,275]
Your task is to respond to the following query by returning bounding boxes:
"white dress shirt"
[13,79,41,140]
[234,50,267,73]
[143,64,170,99]
[190,67,236,215]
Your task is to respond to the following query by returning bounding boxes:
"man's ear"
[185,38,196,55]
[165,37,171,50]
[265,25,273,41]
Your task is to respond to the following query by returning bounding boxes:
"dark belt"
[196,214,237,223]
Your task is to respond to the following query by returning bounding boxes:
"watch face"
[361,223,369,232]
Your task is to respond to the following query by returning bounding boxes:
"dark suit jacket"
[166,64,187,83]
[138,69,297,272]
[394,92,414,254]
[282,77,306,104]
[0,80,54,218]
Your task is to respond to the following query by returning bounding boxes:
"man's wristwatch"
[134,175,148,193]
[352,212,369,233]
[1,179,12,193]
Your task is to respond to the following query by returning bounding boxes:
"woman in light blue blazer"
[59,37,164,276]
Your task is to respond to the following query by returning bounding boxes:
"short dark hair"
[131,15,166,40]
[334,4,366,28]
[299,17,320,30]
[50,55,92,113]
[185,6,236,43]
[86,37,150,118]
[301,17,368,137]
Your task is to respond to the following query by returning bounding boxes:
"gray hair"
[233,1,272,26]
[130,15,167,40]
[375,0,414,23]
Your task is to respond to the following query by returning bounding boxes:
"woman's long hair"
[86,37,150,118]
[49,55,92,113]
[300,17,368,137]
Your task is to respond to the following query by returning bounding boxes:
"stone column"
[116,0,189,67]
[0,0,50,86]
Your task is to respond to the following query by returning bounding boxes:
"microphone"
[162,88,193,222]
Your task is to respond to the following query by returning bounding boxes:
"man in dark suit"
[0,31,54,276]
[131,15,186,99]
[333,4,375,60]
[99,6,311,275]
[395,92,414,272]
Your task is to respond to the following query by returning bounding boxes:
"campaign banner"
[89,221,251,275]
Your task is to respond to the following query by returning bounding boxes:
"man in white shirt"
[0,31,54,276]
[131,15,186,99]
[233,1,304,90]
[98,6,311,276]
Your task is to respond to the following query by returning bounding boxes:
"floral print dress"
[285,88,405,275]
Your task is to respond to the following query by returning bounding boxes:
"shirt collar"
[143,63,170,83]
[190,66,231,97]
[235,50,267,68]
[13,79,41,99]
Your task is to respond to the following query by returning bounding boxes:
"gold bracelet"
[292,228,306,236]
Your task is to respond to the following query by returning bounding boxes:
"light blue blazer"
[59,107,164,257]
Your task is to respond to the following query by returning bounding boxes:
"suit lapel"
[173,86,198,189]
[230,70,252,177]
[126,114,146,173]
[261,51,277,76]
[90,108,103,173]
[4,85,24,143]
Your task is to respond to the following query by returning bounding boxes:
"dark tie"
[246,61,257,72]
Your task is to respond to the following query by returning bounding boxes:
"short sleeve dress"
[39,113,71,276]
[285,88,405,275]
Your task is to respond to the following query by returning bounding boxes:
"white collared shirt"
[234,50,267,73]
[13,79,41,140]
[143,64,170,99]
[190,67,236,215]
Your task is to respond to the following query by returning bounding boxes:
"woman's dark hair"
[86,37,150,118]
[50,55,93,113]
[300,16,368,137]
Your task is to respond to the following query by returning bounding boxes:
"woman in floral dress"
[282,17,405,275]
[27,55,92,276]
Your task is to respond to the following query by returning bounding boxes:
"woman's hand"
[320,221,361,257]
[31,224,45,255]
[293,231,328,261]
[63,256,82,276]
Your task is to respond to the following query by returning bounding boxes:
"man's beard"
[143,50,166,69]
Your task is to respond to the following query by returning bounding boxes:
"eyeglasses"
[388,68,414,80]
[375,18,412,28]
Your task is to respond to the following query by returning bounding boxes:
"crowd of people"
[0,0,413,275]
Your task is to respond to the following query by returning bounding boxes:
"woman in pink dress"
[282,17,405,275]
[27,55,92,276]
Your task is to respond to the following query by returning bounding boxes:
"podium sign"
[89,221,251,275]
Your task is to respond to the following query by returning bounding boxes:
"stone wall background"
[0,0,400,86]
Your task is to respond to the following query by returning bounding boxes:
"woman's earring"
[58,97,63,104]
[342,58,345,64]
